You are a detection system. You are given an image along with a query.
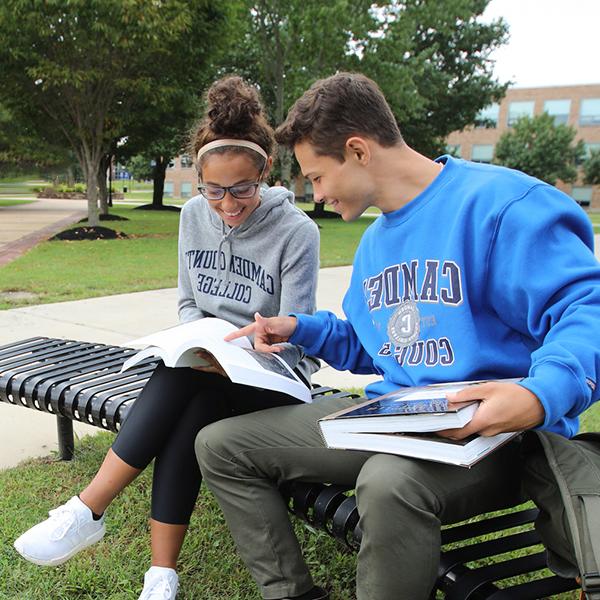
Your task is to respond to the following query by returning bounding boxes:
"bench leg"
[56,416,74,460]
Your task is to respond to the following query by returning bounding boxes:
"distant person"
[194,72,600,600]
[14,76,320,600]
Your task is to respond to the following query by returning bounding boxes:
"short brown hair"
[275,72,403,161]
[191,76,275,171]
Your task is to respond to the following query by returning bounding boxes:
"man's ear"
[345,137,371,165]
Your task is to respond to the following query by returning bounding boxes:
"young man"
[195,73,600,600]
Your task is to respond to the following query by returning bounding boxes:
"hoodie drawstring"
[217,224,235,282]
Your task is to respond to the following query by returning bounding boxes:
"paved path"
[0,198,87,266]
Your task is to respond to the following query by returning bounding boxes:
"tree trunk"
[84,164,100,226]
[313,201,326,217]
[152,156,168,208]
[66,165,75,187]
[279,147,293,189]
[97,156,109,216]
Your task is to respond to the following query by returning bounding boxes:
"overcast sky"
[482,0,599,88]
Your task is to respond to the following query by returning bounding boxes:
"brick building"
[446,84,600,209]
[163,153,196,200]
[166,84,600,208]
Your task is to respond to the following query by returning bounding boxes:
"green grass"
[0,206,370,310]
[0,433,357,600]
[0,199,35,207]
[1,404,597,599]
[0,207,180,309]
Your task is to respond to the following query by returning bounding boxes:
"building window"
[580,99,600,126]
[181,182,192,198]
[475,103,499,128]
[572,186,592,207]
[164,181,174,197]
[543,99,571,125]
[180,154,193,169]
[167,159,175,169]
[446,144,461,157]
[471,144,494,163]
[507,100,535,126]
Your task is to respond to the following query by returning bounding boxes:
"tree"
[494,113,585,185]
[226,0,374,188]
[125,155,155,183]
[0,0,232,227]
[583,150,600,186]
[0,102,74,177]
[227,0,508,216]
[359,0,509,158]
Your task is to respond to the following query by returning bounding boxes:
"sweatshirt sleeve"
[274,219,320,369]
[290,311,377,374]
[486,184,600,431]
[177,211,206,324]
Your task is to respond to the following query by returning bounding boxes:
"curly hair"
[191,76,275,171]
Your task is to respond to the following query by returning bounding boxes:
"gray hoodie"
[177,186,320,383]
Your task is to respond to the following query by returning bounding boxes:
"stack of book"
[318,380,520,467]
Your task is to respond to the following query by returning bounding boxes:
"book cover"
[119,318,312,403]
[319,378,522,435]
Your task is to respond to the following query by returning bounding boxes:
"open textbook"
[120,318,312,403]
[318,379,522,467]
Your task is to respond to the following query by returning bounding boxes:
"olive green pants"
[195,397,524,600]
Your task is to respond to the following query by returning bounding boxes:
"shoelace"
[47,507,78,541]
[143,577,174,599]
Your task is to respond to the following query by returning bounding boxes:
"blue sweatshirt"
[291,156,600,437]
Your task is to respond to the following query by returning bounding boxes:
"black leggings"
[111,363,299,524]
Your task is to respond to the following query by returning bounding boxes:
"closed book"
[319,382,483,435]
[318,378,522,467]
[321,429,519,468]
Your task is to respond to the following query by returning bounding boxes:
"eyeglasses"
[198,182,260,201]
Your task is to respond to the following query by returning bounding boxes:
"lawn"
[0,206,371,310]
[0,199,35,207]
[2,404,597,600]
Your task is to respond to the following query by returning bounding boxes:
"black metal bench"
[0,336,582,599]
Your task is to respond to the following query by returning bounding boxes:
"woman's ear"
[262,156,274,180]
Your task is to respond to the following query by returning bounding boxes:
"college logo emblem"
[387,300,420,348]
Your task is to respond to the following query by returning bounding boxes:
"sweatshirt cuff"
[518,361,586,430]
[289,313,321,353]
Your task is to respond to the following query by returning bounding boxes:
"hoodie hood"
[177,184,321,383]
[205,185,297,280]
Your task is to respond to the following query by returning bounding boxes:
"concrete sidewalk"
[0,197,87,266]
[0,266,379,470]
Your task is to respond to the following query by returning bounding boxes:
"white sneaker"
[13,496,105,566]
[138,567,179,599]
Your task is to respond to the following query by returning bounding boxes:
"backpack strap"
[536,432,600,600]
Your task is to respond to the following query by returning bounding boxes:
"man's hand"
[192,350,228,378]
[437,382,545,440]
[224,312,298,353]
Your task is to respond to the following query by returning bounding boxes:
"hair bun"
[206,76,263,136]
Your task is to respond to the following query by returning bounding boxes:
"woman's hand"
[192,350,228,378]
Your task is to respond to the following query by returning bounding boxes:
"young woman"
[14,76,320,600]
